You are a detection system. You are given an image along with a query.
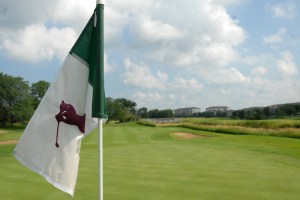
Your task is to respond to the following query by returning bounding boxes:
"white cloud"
[132,92,163,108]
[263,28,287,44]
[202,67,250,84]
[200,43,239,67]
[251,66,267,76]
[123,59,168,89]
[131,15,186,43]
[0,0,93,31]
[171,77,203,91]
[277,51,298,76]
[106,0,246,69]
[268,2,297,19]
[3,24,77,62]
[50,0,94,29]
[213,0,248,6]
[104,53,113,73]
[1,0,246,70]
[104,7,129,47]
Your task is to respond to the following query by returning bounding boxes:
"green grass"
[1,123,300,199]
[0,125,24,142]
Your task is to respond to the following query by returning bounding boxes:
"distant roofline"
[206,106,229,109]
[175,107,200,111]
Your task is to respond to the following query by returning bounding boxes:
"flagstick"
[98,119,103,200]
[96,0,105,199]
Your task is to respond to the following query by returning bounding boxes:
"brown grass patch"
[0,130,7,134]
[0,140,18,145]
[171,132,207,140]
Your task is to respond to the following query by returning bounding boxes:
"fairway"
[1,123,300,199]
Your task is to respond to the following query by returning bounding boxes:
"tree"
[281,104,296,116]
[263,107,271,118]
[159,109,174,118]
[31,80,50,109]
[238,110,246,119]
[148,109,160,118]
[216,111,227,118]
[106,97,137,123]
[115,98,137,114]
[0,73,34,126]
[137,107,148,118]
[148,109,175,118]
[253,109,263,120]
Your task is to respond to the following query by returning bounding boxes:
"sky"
[0,0,299,111]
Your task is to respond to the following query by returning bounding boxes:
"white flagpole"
[96,1,105,199]
[98,119,103,200]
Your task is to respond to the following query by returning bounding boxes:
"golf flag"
[13,2,107,196]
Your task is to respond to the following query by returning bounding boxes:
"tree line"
[231,104,300,120]
[0,72,174,125]
[0,73,141,126]
[0,73,50,126]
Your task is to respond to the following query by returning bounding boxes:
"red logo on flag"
[55,101,86,148]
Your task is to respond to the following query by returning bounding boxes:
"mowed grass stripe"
[102,141,300,200]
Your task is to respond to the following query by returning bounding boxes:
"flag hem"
[13,151,75,196]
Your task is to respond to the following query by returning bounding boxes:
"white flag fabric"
[14,54,97,196]
[13,2,107,196]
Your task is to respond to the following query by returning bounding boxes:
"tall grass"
[152,118,300,139]
[137,119,156,127]
[183,118,300,129]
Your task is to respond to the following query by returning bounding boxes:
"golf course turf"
[1,122,300,199]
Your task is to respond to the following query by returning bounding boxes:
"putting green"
[1,123,300,199]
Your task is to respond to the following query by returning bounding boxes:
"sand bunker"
[171,132,207,140]
[0,140,18,145]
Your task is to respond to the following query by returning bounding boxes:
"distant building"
[175,107,201,116]
[205,106,232,117]
[267,102,300,114]
[206,106,229,113]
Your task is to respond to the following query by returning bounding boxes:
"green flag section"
[13,3,107,196]
[71,4,107,119]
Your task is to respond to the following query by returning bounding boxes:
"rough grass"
[155,118,300,139]
[183,118,300,129]
[137,119,156,127]
[1,123,300,199]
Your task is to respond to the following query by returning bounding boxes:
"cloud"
[3,24,77,62]
[202,67,250,84]
[251,66,267,76]
[1,0,246,70]
[263,28,287,44]
[104,53,113,73]
[132,92,163,108]
[171,77,204,91]
[268,2,297,19]
[131,15,186,43]
[0,0,93,31]
[123,59,168,89]
[200,42,239,67]
[107,0,246,69]
[277,51,298,76]
[240,53,275,66]
[213,0,248,6]
[50,0,94,30]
